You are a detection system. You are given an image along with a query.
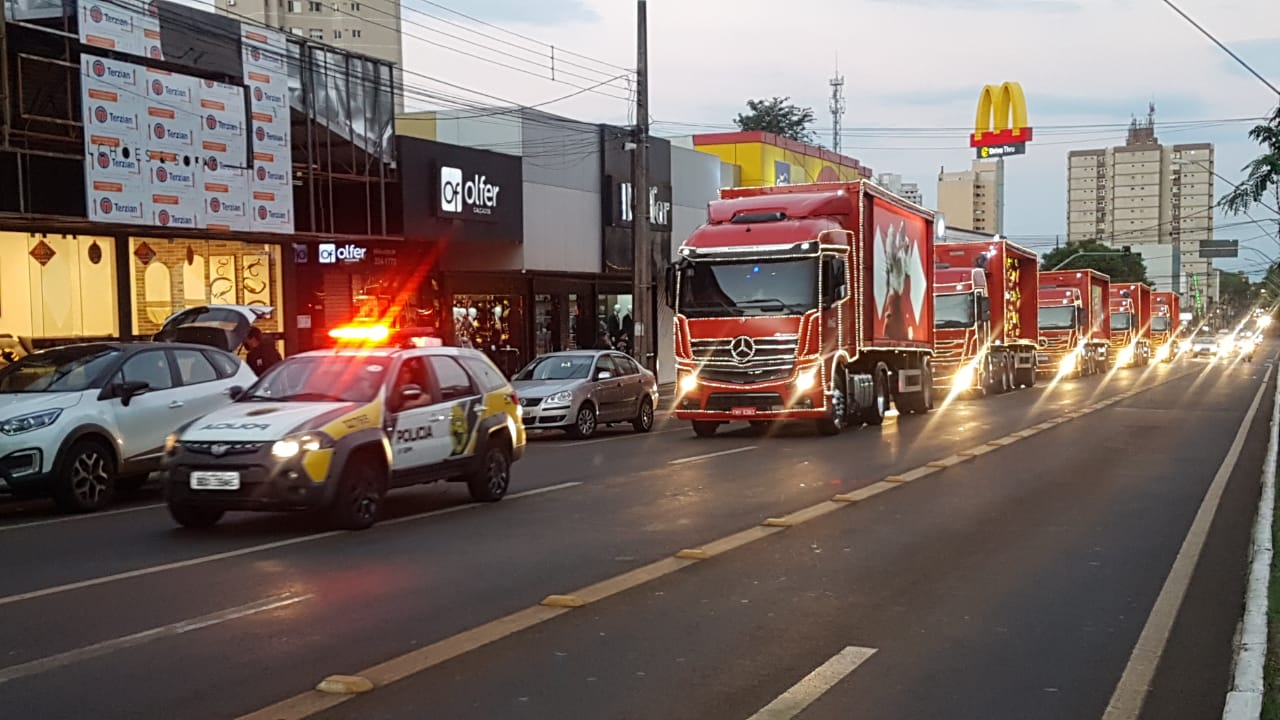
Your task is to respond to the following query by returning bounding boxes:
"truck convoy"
[932,237,1039,395]
[1109,282,1153,367]
[1150,291,1181,362]
[1036,269,1111,377]
[669,181,937,437]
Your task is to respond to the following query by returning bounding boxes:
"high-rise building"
[215,0,403,100]
[876,172,923,206]
[1065,109,1214,302]
[936,159,1004,234]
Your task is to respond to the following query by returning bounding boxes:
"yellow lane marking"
[539,595,585,608]
[315,675,373,695]
[832,481,899,503]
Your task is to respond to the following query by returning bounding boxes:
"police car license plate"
[190,471,241,490]
[731,407,757,417]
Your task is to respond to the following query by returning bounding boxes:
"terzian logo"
[89,5,103,22]
[151,79,164,96]
[206,114,217,130]
[91,60,106,77]
[96,152,110,169]
[317,242,367,264]
[257,205,268,220]
[209,197,222,213]
[99,197,113,215]
[158,209,170,225]
[155,166,168,183]
[94,106,108,123]
[439,166,500,215]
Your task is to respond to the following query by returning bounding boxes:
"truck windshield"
[935,293,975,328]
[1111,312,1133,331]
[678,259,816,317]
[1150,316,1171,332]
[1039,305,1076,331]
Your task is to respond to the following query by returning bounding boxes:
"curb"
[1223,373,1279,720]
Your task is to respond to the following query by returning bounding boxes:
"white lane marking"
[0,592,311,684]
[0,481,581,609]
[745,645,878,720]
[0,502,165,532]
[551,427,686,448]
[1223,371,1280,717]
[669,446,757,465]
[1103,365,1273,720]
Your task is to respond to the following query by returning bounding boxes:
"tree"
[733,97,817,144]
[1041,241,1150,283]
[1218,270,1256,312]
[1219,106,1280,215]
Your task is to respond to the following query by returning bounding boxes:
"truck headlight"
[271,432,331,459]
[953,363,976,389]
[0,408,62,436]
[545,390,574,406]
[679,373,699,393]
[795,368,818,391]
[1117,346,1135,366]
[1059,351,1077,374]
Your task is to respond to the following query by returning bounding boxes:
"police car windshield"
[242,355,388,403]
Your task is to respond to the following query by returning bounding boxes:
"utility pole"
[631,0,654,372]
[829,60,845,154]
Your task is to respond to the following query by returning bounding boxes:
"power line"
[1157,0,1280,97]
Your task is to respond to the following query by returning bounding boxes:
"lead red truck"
[931,238,1040,396]
[669,181,936,437]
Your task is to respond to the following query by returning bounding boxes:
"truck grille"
[933,338,965,362]
[690,334,799,385]
[1042,336,1070,351]
[1108,336,1128,349]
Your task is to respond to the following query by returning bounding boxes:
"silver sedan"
[512,350,658,438]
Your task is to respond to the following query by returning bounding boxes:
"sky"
[394,0,1280,275]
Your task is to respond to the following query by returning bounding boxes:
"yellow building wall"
[694,139,869,188]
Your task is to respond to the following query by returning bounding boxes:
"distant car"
[0,305,267,512]
[1189,334,1218,357]
[512,350,658,438]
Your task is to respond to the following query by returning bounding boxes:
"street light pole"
[630,0,654,372]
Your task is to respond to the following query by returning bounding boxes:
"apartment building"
[876,172,924,206]
[936,159,1004,234]
[215,0,404,78]
[1066,113,1214,298]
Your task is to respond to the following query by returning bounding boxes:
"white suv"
[0,306,266,512]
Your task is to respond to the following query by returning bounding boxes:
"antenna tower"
[829,60,845,153]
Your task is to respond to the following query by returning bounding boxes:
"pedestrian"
[244,327,282,377]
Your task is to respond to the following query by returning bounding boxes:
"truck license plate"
[190,471,241,490]
[731,407,758,417]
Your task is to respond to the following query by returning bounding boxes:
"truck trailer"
[932,238,1039,395]
[669,181,937,437]
[1109,282,1153,367]
[1036,269,1111,377]
[1150,291,1181,362]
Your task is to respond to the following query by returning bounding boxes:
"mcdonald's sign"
[970,81,1033,159]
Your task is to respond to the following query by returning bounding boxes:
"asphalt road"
[0,349,1272,720]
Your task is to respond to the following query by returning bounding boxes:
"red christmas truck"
[1036,269,1111,377]
[932,238,1039,395]
[1109,282,1153,367]
[1150,291,1181,362]
[668,181,937,437]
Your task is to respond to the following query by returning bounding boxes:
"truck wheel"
[1002,356,1015,392]
[692,421,719,438]
[51,438,117,513]
[168,502,224,529]
[816,370,847,436]
[467,442,511,502]
[862,364,890,426]
[329,456,386,530]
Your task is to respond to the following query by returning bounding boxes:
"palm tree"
[1219,105,1280,214]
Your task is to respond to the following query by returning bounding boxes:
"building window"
[0,233,120,345]
[309,28,323,39]
[287,0,301,11]
[333,29,342,38]
[350,1,360,9]
[351,28,361,37]
[308,0,322,10]
[288,26,303,34]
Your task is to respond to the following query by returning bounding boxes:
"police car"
[162,346,526,529]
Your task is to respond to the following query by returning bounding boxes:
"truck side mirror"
[1076,306,1086,328]
[978,296,992,322]
[663,265,676,309]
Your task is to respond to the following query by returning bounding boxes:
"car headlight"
[795,368,818,391]
[164,432,179,455]
[545,390,574,406]
[679,372,699,393]
[271,432,332,459]
[0,408,62,436]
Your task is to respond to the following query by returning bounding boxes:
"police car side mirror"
[399,384,425,403]
[227,385,244,400]
[113,380,150,407]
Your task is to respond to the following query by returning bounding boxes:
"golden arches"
[973,81,1028,140]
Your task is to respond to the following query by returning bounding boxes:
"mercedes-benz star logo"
[729,335,756,364]
[210,443,230,457]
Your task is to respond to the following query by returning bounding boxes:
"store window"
[452,293,523,376]
[598,293,634,355]
[128,238,283,338]
[0,232,119,346]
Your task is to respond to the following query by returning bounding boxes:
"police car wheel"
[330,460,385,530]
[168,503,224,529]
[468,444,511,502]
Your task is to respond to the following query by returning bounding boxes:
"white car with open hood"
[0,305,268,512]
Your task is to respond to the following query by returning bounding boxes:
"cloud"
[452,0,598,25]
[866,0,1080,10]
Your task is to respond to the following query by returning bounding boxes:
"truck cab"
[1150,292,1180,362]
[1109,283,1153,368]
[1036,269,1111,378]
[933,267,993,393]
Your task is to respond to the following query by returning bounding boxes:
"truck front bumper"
[674,384,830,421]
